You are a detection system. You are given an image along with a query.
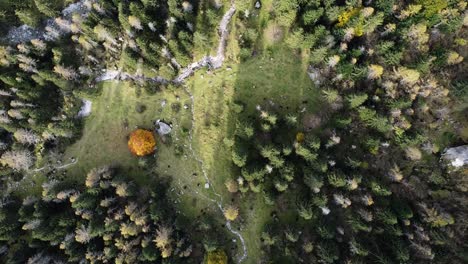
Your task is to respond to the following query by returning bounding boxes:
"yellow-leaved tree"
[206,250,228,264]
[223,205,239,221]
[128,129,156,156]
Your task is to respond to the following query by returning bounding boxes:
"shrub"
[135,103,147,113]
[206,250,228,264]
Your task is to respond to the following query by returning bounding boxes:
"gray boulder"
[155,120,172,135]
[442,145,468,168]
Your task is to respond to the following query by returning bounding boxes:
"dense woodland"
[225,0,467,263]
[0,0,467,263]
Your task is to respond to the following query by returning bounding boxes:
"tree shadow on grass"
[197,42,319,261]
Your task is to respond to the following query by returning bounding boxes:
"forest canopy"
[0,0,466,263]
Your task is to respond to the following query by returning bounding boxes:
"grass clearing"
[188,41,318,262]
[62,81,229,223]
[60,2,319,262]
[63,81,193,184]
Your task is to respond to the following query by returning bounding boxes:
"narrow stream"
[96,1,248,261]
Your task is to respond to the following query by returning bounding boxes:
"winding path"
[97,4,236,85]
[32,159,79,172]
[176,4,247,263]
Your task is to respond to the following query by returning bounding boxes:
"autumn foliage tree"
[223,205,239,221]
[128,129,156,156]
[206,250,228,264]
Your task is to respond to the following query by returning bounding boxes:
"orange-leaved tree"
[128,129,156,156]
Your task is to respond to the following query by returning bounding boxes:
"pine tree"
[346,93,368,109]
[297,202,314,220]
[34,0,63,18]
[15,9,43,28]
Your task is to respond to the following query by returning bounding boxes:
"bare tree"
[75,225,92,244]
[0,149,34,171]
[17,54,38,73]
[54,65,78,80]
[31,39,47,53]
[128,16,143,30]
[55,17,71,32]
[14,129,40,145]
[154,225,173,258]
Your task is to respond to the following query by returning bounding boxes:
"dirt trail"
[177,4,247,261]
[32,159,78,172]
[97,4,236,85]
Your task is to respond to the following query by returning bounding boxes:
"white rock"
[442,145,468,168]
[320,206,330,215]
[156,120,172,135]
[77,99,92,118]
[337,227,344,235]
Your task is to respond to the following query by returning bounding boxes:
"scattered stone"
[320,206,331,215]
[204,183,210,189]
[161,99,167,107]
[182,1,193,12]
[155,120,172,135]
[77,99,92,118]
[255,1,261,9]
[183,104,189,109]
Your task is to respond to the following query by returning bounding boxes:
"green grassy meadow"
[59,2,319,262]
[187,44,317,261]
[63,81,194,183]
